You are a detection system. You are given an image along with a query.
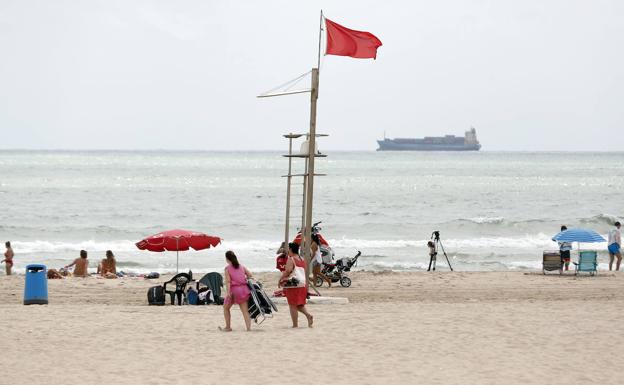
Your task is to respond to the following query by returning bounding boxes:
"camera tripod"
[428,231,453,271]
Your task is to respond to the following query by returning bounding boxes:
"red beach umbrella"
[136,229,221,273]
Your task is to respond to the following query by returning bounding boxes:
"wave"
[327,234,576,250]
[580,213,622,226]
[448,213,622,228]
[11,240,139,254]
[10,232,610,256]
[459,217,505,225]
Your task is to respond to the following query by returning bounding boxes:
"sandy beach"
[1,271,623,385]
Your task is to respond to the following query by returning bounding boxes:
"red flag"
[325,18,382,59]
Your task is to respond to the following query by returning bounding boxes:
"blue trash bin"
[24,264,48,305]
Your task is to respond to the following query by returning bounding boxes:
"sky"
[0,0,622,151]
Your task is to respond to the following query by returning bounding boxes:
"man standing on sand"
[65,250,89,277]
[558,226,572,271]
[607,222,621,271]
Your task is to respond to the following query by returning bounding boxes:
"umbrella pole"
[176,238,179,273]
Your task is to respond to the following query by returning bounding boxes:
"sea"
[1,150,622,274]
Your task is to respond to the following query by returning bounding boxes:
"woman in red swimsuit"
[279,242,313,328]
[2,241,14,276]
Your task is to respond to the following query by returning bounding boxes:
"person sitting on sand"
[279,242,313,328]
[219,251,253,332]
[64,250,89,277]
[2,241,14,276]
[97,250,117,278]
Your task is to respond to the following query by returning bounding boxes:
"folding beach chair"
[542,250,563,275]
[163,272,192,305]
[196,272,224,305]
[573,251,598,276]
[247,280,278,324]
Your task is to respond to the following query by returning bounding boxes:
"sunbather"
[97,250,117,278]
[65,250,89,277]
[47,269,63,279]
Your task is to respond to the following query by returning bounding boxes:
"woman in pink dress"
[279,242,314,328]
[219,251,253,332]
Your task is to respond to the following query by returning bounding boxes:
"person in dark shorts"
[608,221,622,271]
[558,225,572,270]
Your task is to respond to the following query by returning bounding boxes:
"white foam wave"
[464,217,505,224]
[327,234,583,250]
[12,233,609,256]
[12,240,139,253]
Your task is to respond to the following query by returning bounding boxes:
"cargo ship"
[376,127,481,151]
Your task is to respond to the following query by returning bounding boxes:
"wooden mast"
[302,68,319,275]
[302,10,324,279]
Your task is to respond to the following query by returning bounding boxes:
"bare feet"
[218,326,232,332]
[306,314,314,328]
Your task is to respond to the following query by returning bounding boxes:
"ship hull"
[376,140,481,151]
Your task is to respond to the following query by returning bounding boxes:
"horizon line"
[0,148,623,153]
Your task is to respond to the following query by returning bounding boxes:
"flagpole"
[303,68,319,292]
[317,10,323,73]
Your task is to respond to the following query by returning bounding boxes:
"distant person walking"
[279,242,313,328]
[2,241,14,275]
[219,251,253,332]
[558,226,572,271]
[607,221,621,271]
[65,250,89,277]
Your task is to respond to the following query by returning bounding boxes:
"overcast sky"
[0,1,622,151]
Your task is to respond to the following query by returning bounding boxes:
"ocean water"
[1,150,622,274]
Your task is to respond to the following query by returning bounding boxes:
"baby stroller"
[316,251,361,288]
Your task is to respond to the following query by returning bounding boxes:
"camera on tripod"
[426,230,453,272]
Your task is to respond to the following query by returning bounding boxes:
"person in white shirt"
[310,234,332,287]
[607,221,621,271]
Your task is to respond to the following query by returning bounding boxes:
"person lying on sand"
[47,269,64,279]
[97,250,117,278]
[64,250,89,277]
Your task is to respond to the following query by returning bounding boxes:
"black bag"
[147,285,165,306]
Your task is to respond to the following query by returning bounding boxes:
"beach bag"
[198,289,214,305]
[187,289,198,305]
[284,256,306,288]
[147,285,165,306]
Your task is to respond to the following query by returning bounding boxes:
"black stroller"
[316,251,361,288]
[247,280,278,324]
